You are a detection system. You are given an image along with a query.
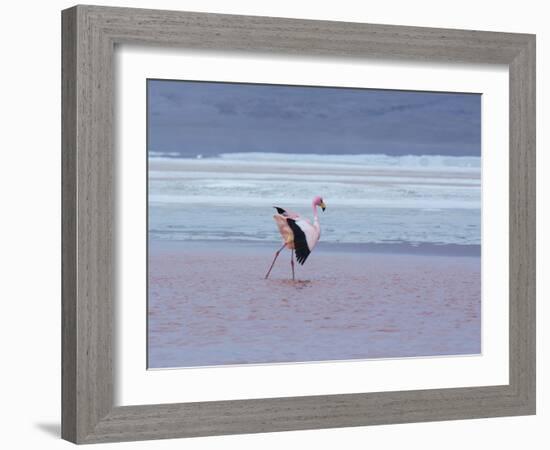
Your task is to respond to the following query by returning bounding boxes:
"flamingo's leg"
[290,249,295,281]
[264,244,286,279]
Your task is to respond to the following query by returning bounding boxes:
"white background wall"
[0,0,546,448]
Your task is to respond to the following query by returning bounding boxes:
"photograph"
[147,79,482,369]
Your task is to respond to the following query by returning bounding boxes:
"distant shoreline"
[149,238,481,258]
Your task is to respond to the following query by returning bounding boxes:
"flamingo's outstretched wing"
[286,218,318,265]
[273,206,300,219]
[273,214,293,245]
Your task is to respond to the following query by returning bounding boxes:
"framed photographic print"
[62,5,536,444]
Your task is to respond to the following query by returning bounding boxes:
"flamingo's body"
[265,196,326,280]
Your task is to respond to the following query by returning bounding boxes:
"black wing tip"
[286,218,311,265]
[273,206,286,214]
[296,253,309,265]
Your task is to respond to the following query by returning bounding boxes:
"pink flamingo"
[265,196,326,280]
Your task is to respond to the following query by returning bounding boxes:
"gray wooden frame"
[62,4,536,444]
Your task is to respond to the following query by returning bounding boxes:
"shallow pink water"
[148,241,481,368]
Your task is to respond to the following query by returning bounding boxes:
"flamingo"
[264,196,326,280]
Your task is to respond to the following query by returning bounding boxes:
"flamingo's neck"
[312,202,319,222]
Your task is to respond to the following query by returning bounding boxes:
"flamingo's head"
[313,195,326,212]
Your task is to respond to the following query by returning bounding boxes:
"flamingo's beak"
[320,201,326,211]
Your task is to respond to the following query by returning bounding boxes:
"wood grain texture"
[508,36,536,408]
[61,7,77,443]
[61,4,536,444]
